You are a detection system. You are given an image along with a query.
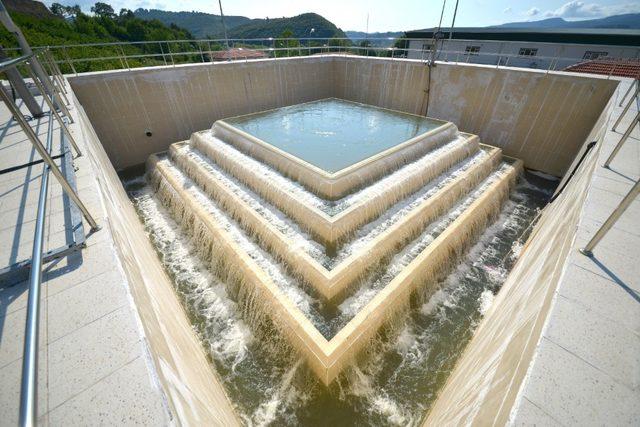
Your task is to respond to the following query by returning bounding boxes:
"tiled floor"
[512,79,640,425]
[0,94,169,424]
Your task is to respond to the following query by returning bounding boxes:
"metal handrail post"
[18,112,53,427]
[580,179,640,256]
[612,83,639,131]
[0,2,53,99]
[25,65,81,157]
[44,50,67,94]
[604,110,640,168]
[30,57,74,122]
[62,46,77,75]
[618,79,637,107]
[0,46,43,118]
[42,51,68,97]
[0,88,99,230]
[39,53,70,106]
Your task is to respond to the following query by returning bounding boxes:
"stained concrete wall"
[72,91,240,426]
[69,55,616,176]
[335,57,618,176]
[69,57,337,170]
[422,89,616,426]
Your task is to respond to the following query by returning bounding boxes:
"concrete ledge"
[214,110,457,200]
[73,98,240,425]
[170,140,501,300]
[192,131,479,245]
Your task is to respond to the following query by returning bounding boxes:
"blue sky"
[43,1,640,32]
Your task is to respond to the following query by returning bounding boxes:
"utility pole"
[449,0,460,40]
[218,0,229,50]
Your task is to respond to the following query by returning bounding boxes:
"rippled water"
[125,169,555,426]
[224,99,446,173]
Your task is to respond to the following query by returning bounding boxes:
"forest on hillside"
[0,1,204,72]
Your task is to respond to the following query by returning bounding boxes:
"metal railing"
[1,37,637,76]
[0,48,99,426]
[580,81,639,257]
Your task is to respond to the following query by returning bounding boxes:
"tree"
[275,29,300,57]
[390,36,408,57]
[119,9,134,19]
[50,3,81,19]
[50,3,65,17]
[328,37,347,52]
[91,2,114,18]
[359,40,377,57]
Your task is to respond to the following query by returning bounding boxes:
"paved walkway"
[0,94,169,424]
[512,79,640,424]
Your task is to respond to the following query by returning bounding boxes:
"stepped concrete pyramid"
[145,98,522,385]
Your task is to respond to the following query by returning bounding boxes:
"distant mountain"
[134,10,347,41]
[493,13,640,29]
[345,31,403,47]
[226,13,346,40]
[134,9,251,38]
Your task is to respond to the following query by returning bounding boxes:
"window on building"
[421,43,431,53]
[465,45,481,56]
[583,51,608,60]
[518,48,538,57]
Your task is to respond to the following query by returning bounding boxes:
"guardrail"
[0,48,99,427]
[1,37,637,76]
[580,79,639,257]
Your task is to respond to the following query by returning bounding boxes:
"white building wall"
[407,39,640,70]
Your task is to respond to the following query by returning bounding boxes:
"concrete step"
[168,141,503,301]
[145,151,521,385]
[191,130,480,246]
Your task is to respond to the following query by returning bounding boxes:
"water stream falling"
[125,169,555,426]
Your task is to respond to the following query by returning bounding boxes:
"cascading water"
[126,172,554,425]
[122,100,557,425]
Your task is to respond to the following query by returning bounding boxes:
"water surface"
[224,99,445,173]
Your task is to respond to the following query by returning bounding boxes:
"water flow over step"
[125,103,554,422]
[126,171,555,425]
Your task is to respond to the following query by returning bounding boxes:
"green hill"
[134,10,348,42]
[0,1,196,73]
[133,9,251,38]
[226,13,346,41]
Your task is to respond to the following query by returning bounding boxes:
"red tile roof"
[209,48,268,61]
[564,58,640,78]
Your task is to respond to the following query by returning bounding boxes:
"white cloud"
[543,1,640,19]
[503,7,512,13]
[526,7,540,17]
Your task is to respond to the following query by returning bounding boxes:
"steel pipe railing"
[18,111,53,427]
[24,63,81,156]
[612,82,639,131]
[0,87,97,230]
[0,51,100,425]
[618,78,638,107]
[604,110,640,168]
[1,37,635,77]
[580,179,640,257]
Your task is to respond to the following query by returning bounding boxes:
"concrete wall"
[423,89,616,426]
[69,56,336,170]
[72,91,240,426]
[335,57,618,176]
[69,55,617,176]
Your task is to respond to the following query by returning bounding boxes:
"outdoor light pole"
[218,0,230,50]
[449,0,460,40]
